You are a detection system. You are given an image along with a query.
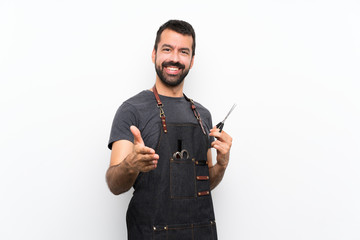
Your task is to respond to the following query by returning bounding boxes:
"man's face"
[152,29,194,87]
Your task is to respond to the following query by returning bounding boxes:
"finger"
[138,158,158,172]
[210,126,219,132]
[210,129,232,143]
[130,125,144,146]
[211,141,231,154]
[137,153,159,162]
[215,139,232,150]
[209,128,221,138]
[131,149,158,161]
[211,143,226,155]
[211,140,222,150]
[209,128,224,140]
[141,163,158,172]
[135,145,156,155]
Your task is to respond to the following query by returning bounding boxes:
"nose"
[169,51,180,62]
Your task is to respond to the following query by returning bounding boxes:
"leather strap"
[195,160,208,166]
[196,176,210,180]
[152,85,206,135]
[152,86,168,133]
[197,191,210,196]
[183,93,206,135]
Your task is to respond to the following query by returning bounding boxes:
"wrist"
[123,155,139,174]
[215,161,228,170]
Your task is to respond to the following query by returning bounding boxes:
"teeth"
[167,67,179,71]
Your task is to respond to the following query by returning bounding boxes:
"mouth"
[164,66,181,75]
[162,61,185,75]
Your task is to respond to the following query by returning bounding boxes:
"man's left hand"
[209,127,232,168]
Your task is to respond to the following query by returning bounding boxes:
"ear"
[190,55,195,69]
[152,49,156,63]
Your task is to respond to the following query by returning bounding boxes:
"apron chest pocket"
[170,158,196,198]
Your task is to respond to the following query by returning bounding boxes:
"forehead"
[158,29,193,50]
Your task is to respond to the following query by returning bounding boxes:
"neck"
[153,78,184,97]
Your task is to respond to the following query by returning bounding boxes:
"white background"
[1,0,360,239]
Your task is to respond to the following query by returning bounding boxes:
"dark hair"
[154,20,196,57]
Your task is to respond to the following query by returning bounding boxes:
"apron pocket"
[170,158,196,199]
[153,221,217,240]
[193,221,217,240]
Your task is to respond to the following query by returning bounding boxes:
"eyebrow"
[161,44,190,52]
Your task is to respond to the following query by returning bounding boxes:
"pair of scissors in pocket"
[172,149,189,159]
[216,104,237,132]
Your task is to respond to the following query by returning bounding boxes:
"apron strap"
[152,85,206,135]
[183,93,207,135]
[152,86,168,133]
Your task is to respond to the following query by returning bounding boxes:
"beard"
[155,58,190,87]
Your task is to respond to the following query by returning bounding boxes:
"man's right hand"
[124,126,159,172]
[106,126,159,195]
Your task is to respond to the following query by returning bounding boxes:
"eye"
[181,50,189,55]
[162,48,171,52]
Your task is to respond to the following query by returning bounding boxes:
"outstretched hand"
[125,126,159,172]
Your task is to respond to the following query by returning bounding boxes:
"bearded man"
[106,19,232,240]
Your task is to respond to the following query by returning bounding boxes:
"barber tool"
[216,103,237,132]
[172,149,189,159]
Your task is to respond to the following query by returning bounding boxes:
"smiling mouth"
[164,66,181,75]
[167,67,179,71]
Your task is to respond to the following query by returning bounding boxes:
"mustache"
[162,61,185,69]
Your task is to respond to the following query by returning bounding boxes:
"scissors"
[216,103,237,132]
[172,149,189,159]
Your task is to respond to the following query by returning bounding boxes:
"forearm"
[209,162,227,190]
[106,158,139,195]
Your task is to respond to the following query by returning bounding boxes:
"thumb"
[130,126,144,146]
